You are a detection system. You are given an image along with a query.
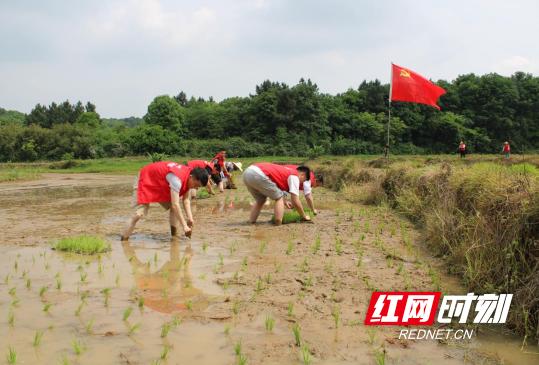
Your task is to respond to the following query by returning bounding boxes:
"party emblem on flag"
[399,69,411,78]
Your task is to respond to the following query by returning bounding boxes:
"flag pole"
[386,63,393,159]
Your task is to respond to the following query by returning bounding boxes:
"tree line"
[1,71,538,162]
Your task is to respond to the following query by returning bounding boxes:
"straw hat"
[232,162,243,171]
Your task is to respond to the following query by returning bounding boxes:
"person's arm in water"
[182,193,194,228]
[288,176,310,221]
[304,193,317,215]
[290,194,310,221]
[170,188,191,237]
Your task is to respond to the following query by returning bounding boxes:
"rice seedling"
[153,252,158,265]
[232,301,240,315]
[332,306,340,328]
[56,277,62,290]
[299,258,309,273]
[285,240,294,255]
[14,260,18,271]
[161,288,168,298]
[80,290,89,302]
[43,303,52,313]
[71,339,85,356]
[335,237,343,255]
[300,344,311,365]
[241,257,248,271]
[255,278,264,294]
[202,241,208,253]
[101,287,111,306]
[234,341,242,356]
[259,241,267,254]
[6,347,17,365]
[8,287,16,296]
[171,315,182,327]
[137,296,145,309]
[33,330,44,347]
[127,323,141,336]
[53,235,111,254]
[287,302,294,317]
[39,285,48,298]
[366,327,377,345]
[79,271,87,283]
[4,274,9,285]
[218,252,224,267]
[59,354,72,365]
[224,324,231,335]
[123,307,133,321]
[8,310,15,327]
[237,354,247,365]
[114,273,120,287]
[311,235,321,254]
[265,315,275,332]
[75,302,84,317]
[396,262,404,275]
[292,323,302,346]
[374,346,386,365]
[427,266,441,291]
[85,319,94,334]
[186,300,193,311]
[161,322,172,338]
[160,345,171,360]
[11,298,20,308]
[229,241,238,255]
[97,262,104,275]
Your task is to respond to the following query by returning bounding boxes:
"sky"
[1,0,538,118]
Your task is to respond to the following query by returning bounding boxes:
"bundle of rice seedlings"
[273,209,314,224]
[53,235,111,254]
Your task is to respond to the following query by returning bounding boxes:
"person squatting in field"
[185,159,220,195]
[224,161,243,189]
[243,162,312,225]
[283,164,320,215]
[210,150,237,191]
[121,161,209,240]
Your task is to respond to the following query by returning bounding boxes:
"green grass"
[53,235,111,254]
[273,209,314,224]
[0,168,40,182]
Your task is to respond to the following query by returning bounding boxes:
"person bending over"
[121,161,208,240]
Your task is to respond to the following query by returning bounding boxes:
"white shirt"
[251,165,310,196]
[165,173,182,192]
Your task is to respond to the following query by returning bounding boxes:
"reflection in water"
[121,238,209,314]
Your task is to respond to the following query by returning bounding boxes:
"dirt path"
[0,173,534,364]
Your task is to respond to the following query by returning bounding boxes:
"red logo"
[364,292,441,325]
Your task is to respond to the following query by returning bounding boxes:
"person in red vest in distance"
[121,161,209,240]
[284,164,320,215]
[210,150,237,191]
[502,141,511,159]
[185,159,219,195]
[243,162,312,225]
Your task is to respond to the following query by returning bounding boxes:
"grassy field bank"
[312,155,539,342]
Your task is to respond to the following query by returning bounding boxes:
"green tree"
[144,95,185,134]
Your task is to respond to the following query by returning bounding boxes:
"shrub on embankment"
[313,157,539,340]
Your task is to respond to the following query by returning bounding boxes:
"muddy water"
[0,173,537,364]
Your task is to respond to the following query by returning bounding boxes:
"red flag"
[390,63,446,110]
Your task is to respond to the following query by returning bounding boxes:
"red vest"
[137,161,191,204]
[284,164,316,189]
[187,160,215,173]
[255,163,297,192]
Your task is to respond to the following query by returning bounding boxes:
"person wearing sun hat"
[502,141,511,159]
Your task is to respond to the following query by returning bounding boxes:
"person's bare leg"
[122,212,143,240]
[218,181,224,193]
[273,197,284,225]
[169,208,180,237]
[249,198,266,223]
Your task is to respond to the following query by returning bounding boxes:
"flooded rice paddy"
[0,173,537,364]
